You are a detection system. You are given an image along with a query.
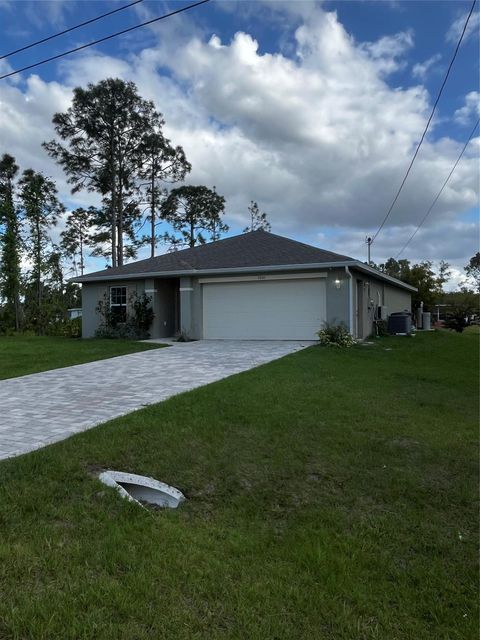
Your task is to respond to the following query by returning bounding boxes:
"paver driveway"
[0,340,312,461]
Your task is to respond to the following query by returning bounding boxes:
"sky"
[0,0,479,288]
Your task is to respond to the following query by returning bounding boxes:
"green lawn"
[0,335,166,379]
[0,332,477,639]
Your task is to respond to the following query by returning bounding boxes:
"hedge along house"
[73,231,415,341]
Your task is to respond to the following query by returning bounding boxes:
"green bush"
[317,322,356,348]
[175,329,195,342]
[444,313,469,333]
[45,317,82,338]
[95,324,150,340]
[95,292,154,340]
[129,293,155,335]
[372,319,389,338]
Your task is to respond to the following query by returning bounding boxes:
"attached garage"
[201,275,326,340]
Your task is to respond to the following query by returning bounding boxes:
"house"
[67,307,82,320]
[73,230,415,341]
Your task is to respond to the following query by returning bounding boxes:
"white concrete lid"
[99,470,185,509]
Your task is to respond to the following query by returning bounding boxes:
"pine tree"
[465,253,480,293]
[19,169,64,334]
[60,207,94,276]
[44,78,165,267]
[243,201,271,233]
[161,185,227,248]
[139,131,191,257]
[0,154,23,331]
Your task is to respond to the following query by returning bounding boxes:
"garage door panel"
[203,279,326,340]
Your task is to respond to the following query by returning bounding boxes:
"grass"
[463,324,480,335]
[0,331,477,639]
[0,335,166,379]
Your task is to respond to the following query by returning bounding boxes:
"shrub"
[95,324,149,340]
[46,317,82,338]
[444,312,469,333]
[317,322,356,348]
[372,319,389,338]
[175,329,195,342]
[95,291,154,340]
[129,293,155,335]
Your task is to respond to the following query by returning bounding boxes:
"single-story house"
[73,230,415,341]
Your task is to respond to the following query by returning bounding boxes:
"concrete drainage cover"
[99,470,185,509]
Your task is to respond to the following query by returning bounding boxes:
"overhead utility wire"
[0,0,144,61]
[0,0,210,81]
[394,118,479,259]
[371,0,477,243]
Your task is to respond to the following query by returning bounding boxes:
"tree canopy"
[19,169,64,333]
[377,258,451,311]
[161,185,227,249]
[464,252,480,293]
[138,132,191,257]
[0,154,22,330]
[44,78,189,266]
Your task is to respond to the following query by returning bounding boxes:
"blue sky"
[0,0,478,285]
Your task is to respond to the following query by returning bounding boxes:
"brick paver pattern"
[0,340,312,460]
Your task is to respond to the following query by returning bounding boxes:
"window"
[110,286,127,323]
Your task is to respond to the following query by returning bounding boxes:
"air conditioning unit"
[377,305,388,320]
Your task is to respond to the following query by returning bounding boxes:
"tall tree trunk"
[14,288,20,332]
[110,133,117,268]
[117,165,124,267]
[79,230,84,276]
[190,218,194,248]
[150,160,156,258]
[6,180,21,331]
[35,215,42,335]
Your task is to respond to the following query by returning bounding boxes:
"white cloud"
[0,4,478,277]
[446,9,480,44]
[454,91,480,125]
[326,221,479,291]
[412,53,442,80]
[360,29,414,75]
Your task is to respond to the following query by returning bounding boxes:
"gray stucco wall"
[351,270,412,339]
[82,267,412,340]
[325,269,350,329]
[81,280,144,338]
[191,278,203,339]
[178,277,203,340]
[148,278,177,338]
[81,282,104,338]
[384,284,411,314]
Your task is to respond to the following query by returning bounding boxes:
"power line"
[0,0,144,61]
[394,118,479,259]
[371,0,477,243]
[0,0,210,81]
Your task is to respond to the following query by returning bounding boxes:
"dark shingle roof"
[74,230,355,282]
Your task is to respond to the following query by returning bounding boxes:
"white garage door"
[202,277,326,340]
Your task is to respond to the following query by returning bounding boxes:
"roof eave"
[72,260,416,292]
[350,262,418,292]
[71,261,356,283]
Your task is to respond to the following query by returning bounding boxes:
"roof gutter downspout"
[345,266,353,336]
